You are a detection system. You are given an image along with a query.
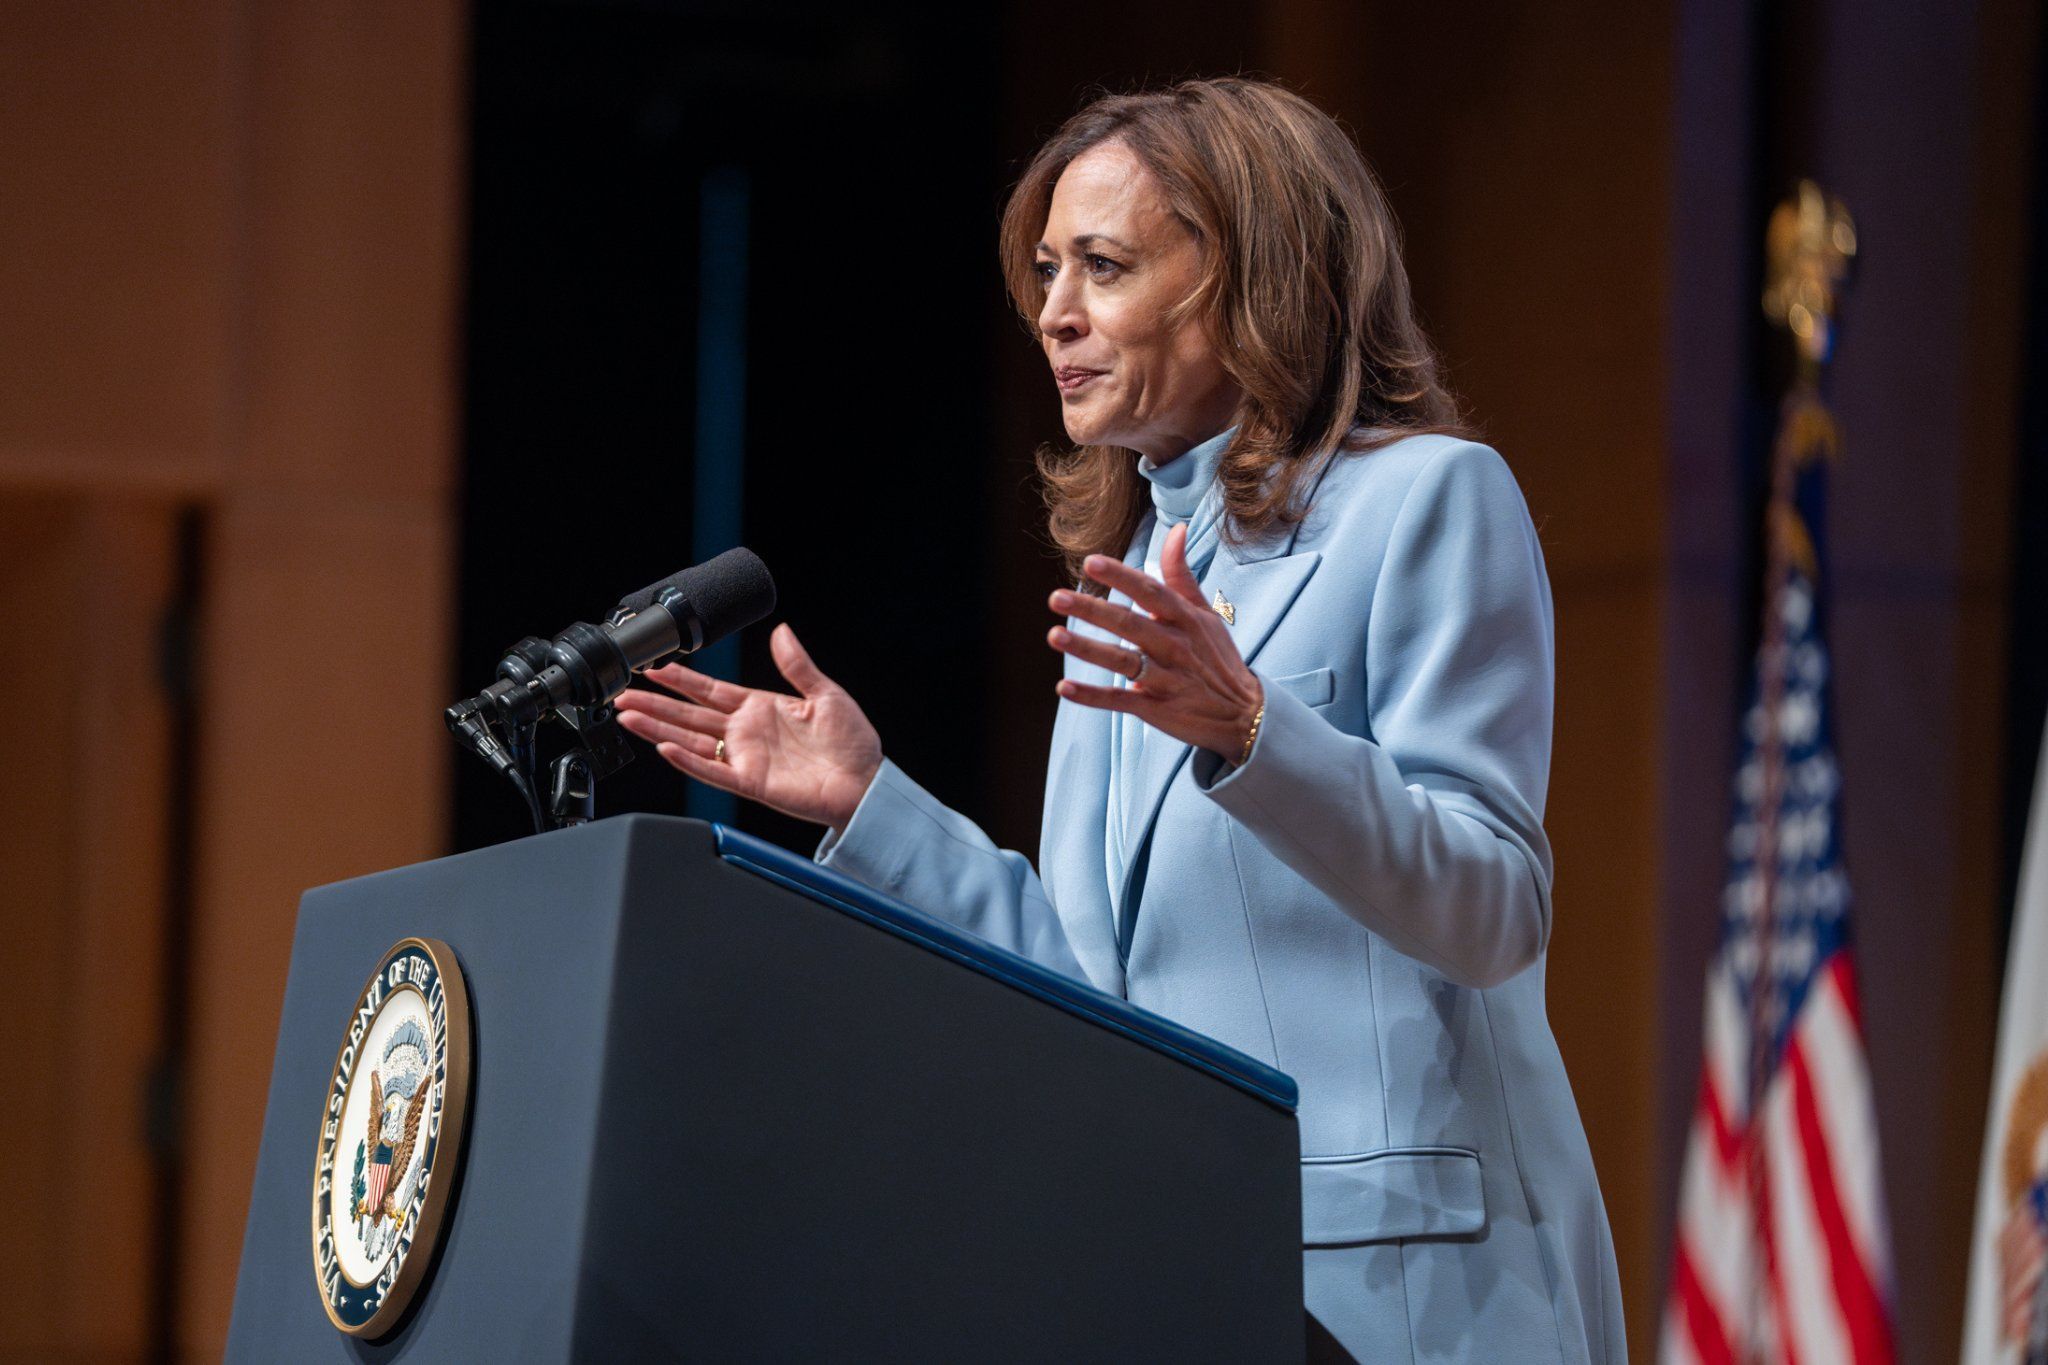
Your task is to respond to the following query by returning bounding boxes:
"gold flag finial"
[1762,179,1857,376]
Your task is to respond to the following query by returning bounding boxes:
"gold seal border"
[308,936,473,1339]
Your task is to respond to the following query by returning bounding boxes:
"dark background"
[458,2,1005,853]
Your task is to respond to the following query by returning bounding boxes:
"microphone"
[463,547,776,731]
[611,546,779,651]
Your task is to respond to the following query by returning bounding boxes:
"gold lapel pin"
[1212,590,1235,625]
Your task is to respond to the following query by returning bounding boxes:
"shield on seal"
[354,1068,403,1223]
[362,1135,394,1219]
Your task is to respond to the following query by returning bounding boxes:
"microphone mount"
[445,549,776,838]
[446,593,687,835]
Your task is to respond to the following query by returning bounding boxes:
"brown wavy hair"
[1000,77,1470,586]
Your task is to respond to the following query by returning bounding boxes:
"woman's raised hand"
[1046,522,1265,761]
[613,622,883,831]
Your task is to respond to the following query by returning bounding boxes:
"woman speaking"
[615,77,1624,1363]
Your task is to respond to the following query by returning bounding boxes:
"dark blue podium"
[226,815,1303,1360]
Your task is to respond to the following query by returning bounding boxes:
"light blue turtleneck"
[1105,425,1235,907]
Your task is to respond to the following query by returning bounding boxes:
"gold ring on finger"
[715,737,727,763]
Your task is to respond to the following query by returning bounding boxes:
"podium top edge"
[708,822,1299,1114]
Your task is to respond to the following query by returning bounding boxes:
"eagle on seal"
[354,1020,431,1226]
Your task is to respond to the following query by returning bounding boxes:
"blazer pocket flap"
[1300,1146,1485,1245]
[1268,666,1335,708]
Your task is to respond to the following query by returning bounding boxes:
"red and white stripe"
[1662,953,1897,1364]
[1998,1203,2046,1344]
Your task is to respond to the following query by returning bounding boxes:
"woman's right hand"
[613,622,883,831]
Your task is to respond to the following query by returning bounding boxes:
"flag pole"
[1746,182,1857,1356]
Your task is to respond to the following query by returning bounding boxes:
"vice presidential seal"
[311,937,471,1337]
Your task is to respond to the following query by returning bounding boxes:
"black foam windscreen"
[620,547,777,649]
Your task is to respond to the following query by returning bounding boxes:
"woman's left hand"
[1046,522,1265,761]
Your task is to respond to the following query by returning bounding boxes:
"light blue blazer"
[813,433,1625,1362]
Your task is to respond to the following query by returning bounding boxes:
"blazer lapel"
[1039,525,1153,993]
[1111,542,1324,946]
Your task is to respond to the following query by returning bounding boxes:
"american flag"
[1661,392,1899,1365]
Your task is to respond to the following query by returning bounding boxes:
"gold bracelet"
[1237,700,1266,767]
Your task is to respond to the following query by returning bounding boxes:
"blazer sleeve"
[1190,442,1556,990]
[811,759,1088,981]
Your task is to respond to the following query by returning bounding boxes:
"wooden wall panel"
[237,0,466,500]
[0,2,233,491]
[0,498,177,1358]
[0,500,91,1357]
[1549,574,1663,1353]
[59,505,180,1354]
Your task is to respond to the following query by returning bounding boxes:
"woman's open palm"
[613,622,882,830]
